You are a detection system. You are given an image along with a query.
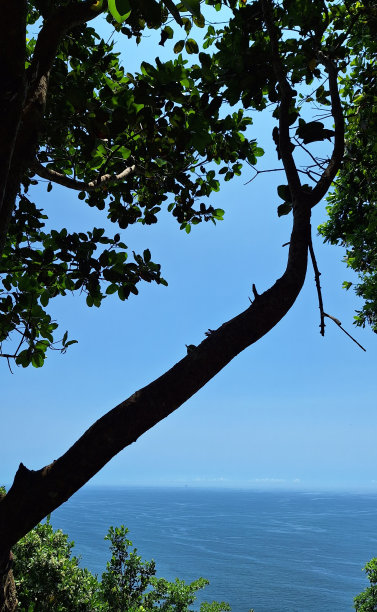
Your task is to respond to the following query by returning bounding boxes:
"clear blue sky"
[2,11,377,493]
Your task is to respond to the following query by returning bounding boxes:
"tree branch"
[261,0,301,200]
[0,198,312,549]
[309,55,345,206]
[32,159,136,192]
[324,313,366,352]
[308,228,325,336]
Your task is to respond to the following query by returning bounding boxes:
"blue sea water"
[49,487,377,611]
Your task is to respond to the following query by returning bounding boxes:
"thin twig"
[324,313,367,352]
[308,228,325,336]
[6,357,13,374]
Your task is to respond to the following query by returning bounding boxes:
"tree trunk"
[0,553,17,612]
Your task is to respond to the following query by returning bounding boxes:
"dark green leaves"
[185,38,199,54]
[277,185,292,203]
[277,203,293,217]
[173,39,185,53]
[277,185,292,216]
[159,25,174,46]
[296,119,335,144]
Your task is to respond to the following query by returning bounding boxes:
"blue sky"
[2,10,377,493]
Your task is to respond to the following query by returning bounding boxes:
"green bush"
[13,517,99,611]
[354,558,377,611]
[12,519,231,611]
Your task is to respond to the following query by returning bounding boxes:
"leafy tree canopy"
[1,0,259,367]
[2,0,376,370]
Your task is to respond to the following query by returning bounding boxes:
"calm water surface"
[50,488,377,611]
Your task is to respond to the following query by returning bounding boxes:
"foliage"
[319,1,377,333]
[12,517,99,611]
[2,0,376,366]
[100,525,156,610]
[12,519,231,611]
[354,558,377,611]
[1,0,260,367]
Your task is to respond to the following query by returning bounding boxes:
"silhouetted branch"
[308,228,325,336]
[324,313,366,351]
[32,159,136,191]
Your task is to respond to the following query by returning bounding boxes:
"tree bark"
[0,2,27,233]
[0,565,17,612]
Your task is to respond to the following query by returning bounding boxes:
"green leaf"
[31,352,44,368]
[173,40,185,54]
[106,284,118,295]
[143,248,151,262]
[277,202,293,217]
[40,291,50,307]
[159,25,174,46]
[108,0,131,23]
[277,185,292,202]
[185,39,199,54]
[214,208,225,220]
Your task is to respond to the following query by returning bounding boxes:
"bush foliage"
[12,519,231,611]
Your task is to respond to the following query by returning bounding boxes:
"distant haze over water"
[49,487,377,611]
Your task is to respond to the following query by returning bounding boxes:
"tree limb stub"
[0,199,311,550]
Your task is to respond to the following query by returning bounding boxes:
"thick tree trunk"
[0,562,17,612]
[0,2,27,253]
[0,1,104,256]
[0,198,311,558]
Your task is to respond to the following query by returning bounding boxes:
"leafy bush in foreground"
[354,558,377,612]
[12,519,231,611]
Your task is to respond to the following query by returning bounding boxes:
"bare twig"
[324,313,366,352]
[308,228,325,336]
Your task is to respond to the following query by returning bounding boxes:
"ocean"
[49,487,377,611]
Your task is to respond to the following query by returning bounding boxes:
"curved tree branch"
[0,195,311,550]
[32,159,137,191]
[261,0,302,200]
[309,55,345,207]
